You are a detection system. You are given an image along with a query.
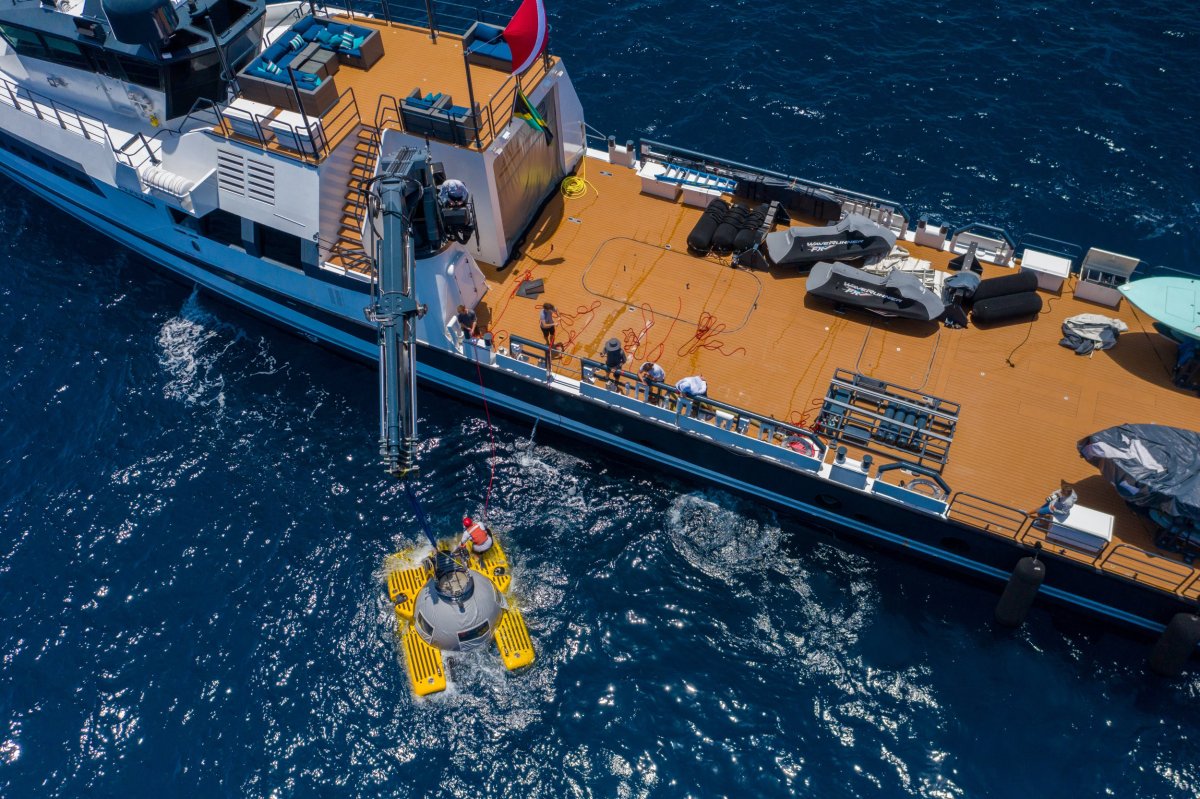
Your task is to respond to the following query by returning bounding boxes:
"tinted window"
[0,24,47,58]
[200,209,243,248]
[458,621,491,643]
[116,55,163,89]
[42,34,88,69]
[165,51,224,119]
[258,224,303,269]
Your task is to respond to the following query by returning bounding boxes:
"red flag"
[502,0,548,76]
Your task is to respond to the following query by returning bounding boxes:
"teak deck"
[477,156,1200,596]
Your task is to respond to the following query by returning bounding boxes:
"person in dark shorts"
[456,304,477,338]
[602,338,628,387]
[539,303,557,349]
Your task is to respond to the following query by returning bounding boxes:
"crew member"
[638,361,665,402]
[602,338,628,387]
[539,303,557,349]
[675,374,708,398]
[1033,480,1078,519]
[438,178,469,208]
[460,516,494,553]
[456,304,478,339]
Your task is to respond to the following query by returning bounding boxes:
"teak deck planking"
[478,157,1200,595]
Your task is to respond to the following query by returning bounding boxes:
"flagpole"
[462,51,483,148]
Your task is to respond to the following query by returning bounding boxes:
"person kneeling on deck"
[675,374,708,399]
[639,361,665,403]
[1033,480,1078,519]
[675,374,711,419]
[461,516,494,554]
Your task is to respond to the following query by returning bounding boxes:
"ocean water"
[2,1,1200,797]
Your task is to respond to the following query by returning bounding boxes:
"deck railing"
[507,334,828,457]
[491,335,1200,598]
[0,75,159,169]
[639,138,912,233]
[186,87,362,166]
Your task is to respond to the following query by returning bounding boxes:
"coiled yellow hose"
[560,154,597,199]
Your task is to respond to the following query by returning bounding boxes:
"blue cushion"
[288,34,304,51]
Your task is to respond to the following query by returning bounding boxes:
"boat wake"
[156,289,240,408]
[667,490,781,579]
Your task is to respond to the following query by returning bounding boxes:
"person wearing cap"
[602,338,628,388]
[438,178,469,208]
[460,516,493,553]
[638,361,665,403]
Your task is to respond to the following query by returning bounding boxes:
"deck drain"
[567,216,582,224]
[600,170,613,176]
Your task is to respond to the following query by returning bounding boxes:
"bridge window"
[42,34,89,70]
[115,55,163,90]
[0,24,47,59]
[164,50,223,120]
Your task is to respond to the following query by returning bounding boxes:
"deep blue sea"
[2,1,1200,796]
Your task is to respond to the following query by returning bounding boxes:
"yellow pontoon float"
[386,532,534,696]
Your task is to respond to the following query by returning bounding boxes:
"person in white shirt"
[1033,480,1078,518]
[639,361,665,402]
[438,178,469,208]
[675,374,707,398]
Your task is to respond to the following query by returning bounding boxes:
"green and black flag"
[514,89,553,144]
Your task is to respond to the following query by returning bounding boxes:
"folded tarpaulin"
[1078,424,1200,524]
[1059,313,1129,355]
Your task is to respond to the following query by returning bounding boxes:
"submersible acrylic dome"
[411,554,505,652]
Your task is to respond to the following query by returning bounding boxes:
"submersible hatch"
[368,147,534,696]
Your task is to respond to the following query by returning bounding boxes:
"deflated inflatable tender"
[766,213,897,268]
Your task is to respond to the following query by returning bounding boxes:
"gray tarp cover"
[1078,424,1200,524]
[765,213,898,263]
[806,261,945,321]
[1059,313,1129,355]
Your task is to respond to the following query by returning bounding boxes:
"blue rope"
[403,481,439,550]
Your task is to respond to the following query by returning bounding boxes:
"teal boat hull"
[1121,277,1200,342]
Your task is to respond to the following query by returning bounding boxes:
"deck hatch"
[816,368,960,471]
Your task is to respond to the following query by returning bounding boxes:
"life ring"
[784,435,818,458]
[904,477,947,501]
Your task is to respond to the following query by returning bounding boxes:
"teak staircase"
[327,124,382,274]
